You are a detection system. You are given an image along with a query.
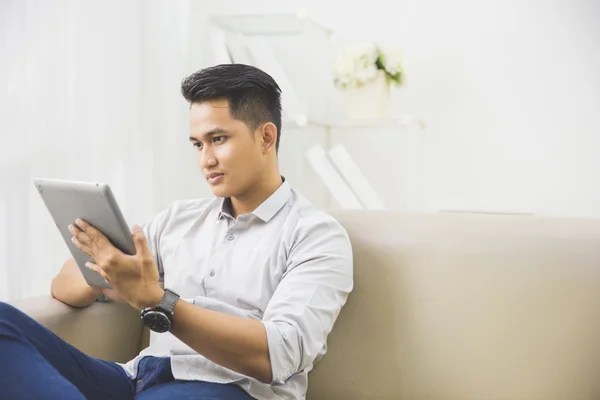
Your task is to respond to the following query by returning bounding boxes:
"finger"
[70,225,92,247]
[75,220,115,256]
[131,224,151,258]
[71,235,93,256]
[75,218,91,231]
[85,261,110,282]
[75,219,106,243]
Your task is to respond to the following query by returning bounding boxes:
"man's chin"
[209,185,231,198]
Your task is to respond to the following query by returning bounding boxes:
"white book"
[244,37,306,124]
[328,144,386,210]
[223,33,254,65]
[208,26,232,64]
[305,145,363,210]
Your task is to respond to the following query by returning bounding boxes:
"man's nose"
[200,148,217,169]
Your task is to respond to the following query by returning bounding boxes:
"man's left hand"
[68,219,164,310]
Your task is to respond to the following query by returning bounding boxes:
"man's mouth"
[206,173,224,184]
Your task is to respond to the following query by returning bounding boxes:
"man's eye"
[193,142,202,149]
[213,136,226,143]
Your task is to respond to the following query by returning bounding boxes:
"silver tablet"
[32,177,136,288]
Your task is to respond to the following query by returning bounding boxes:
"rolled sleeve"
[262,216,354,385]
[141,205,173,283]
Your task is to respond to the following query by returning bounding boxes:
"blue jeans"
[0,302,254,399]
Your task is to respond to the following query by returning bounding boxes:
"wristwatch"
[141,289,180,333]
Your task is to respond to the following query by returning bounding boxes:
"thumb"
[131,224,150,256]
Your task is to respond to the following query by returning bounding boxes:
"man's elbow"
[50,276,98,308]
[50,279,56,299]
[50,276,66,303]
[252,356,273,384]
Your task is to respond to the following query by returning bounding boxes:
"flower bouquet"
[334,43,404,119]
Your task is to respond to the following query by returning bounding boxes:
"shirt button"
[226,233,234,241]
[209,270,215,277]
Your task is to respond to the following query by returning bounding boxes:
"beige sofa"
[11,211,600,399]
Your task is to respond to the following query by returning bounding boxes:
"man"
[0,64,353,399]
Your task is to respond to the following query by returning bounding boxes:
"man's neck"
[230,172,283,218]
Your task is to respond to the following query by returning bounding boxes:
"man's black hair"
[181,64,283,152]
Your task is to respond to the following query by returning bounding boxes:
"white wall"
[388,0,600,218]
[198,0,600,218]
[0,0,206,300]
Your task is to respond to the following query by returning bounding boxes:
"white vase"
[345,70,390,119]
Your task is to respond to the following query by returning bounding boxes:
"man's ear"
[260,122,278,154]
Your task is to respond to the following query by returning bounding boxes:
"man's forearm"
[170,298,272,383]
[51,275,102,307]
[51,259,103,308]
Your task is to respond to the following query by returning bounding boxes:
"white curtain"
[0,0,208,301]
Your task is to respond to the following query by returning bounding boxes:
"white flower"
[378,45,403,76]
[333,42,404,89]
[334,43,379,88]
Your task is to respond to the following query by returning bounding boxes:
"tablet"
[32,177,136,288]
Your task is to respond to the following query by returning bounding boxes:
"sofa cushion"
[307,211,600,400]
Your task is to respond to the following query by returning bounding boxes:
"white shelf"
[208,13,331,36]
[282,117,413,130]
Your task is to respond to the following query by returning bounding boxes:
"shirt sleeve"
[261,215,354,385]
[141,205,173,283]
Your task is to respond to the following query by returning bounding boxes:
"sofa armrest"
[9,295,143,363]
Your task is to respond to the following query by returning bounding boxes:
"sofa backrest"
[307,211,600,400]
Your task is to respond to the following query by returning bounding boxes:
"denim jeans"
[0,302,253,399]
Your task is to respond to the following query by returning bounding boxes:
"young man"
[0,64,353,399]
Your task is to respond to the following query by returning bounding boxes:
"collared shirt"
[119,179,354,399]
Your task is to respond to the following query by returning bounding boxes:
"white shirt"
[119,179,354,399]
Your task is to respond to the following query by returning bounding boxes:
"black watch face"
[142,310,171,333]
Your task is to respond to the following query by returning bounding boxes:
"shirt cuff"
[263,320,297,385]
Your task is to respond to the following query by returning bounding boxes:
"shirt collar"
[217,197,235,221]
[217,177,291,223]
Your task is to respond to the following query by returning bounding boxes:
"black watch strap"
[157,289,180,316]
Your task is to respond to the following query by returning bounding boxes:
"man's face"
[189,99,265,198]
